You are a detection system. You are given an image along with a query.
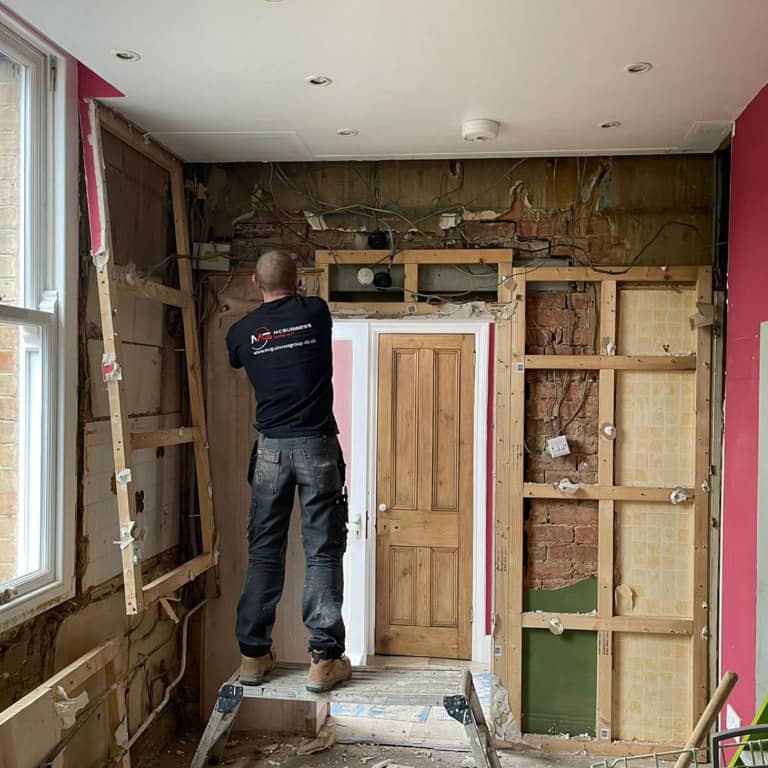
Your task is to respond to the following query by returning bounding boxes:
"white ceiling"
[8,0,768,162]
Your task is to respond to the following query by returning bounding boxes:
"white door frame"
[334,319,492,665]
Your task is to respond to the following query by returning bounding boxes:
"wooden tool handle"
[673,671,739,768]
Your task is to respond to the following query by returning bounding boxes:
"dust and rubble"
[140,732,601,768]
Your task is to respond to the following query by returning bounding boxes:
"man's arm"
[225,325,243,369]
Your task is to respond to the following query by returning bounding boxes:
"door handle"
[378,503,388,513]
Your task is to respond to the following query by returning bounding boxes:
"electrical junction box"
[193,241,230,272]
[546,435,571,458]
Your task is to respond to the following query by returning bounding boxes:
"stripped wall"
[0,109,189,763]
[199,155,717,742]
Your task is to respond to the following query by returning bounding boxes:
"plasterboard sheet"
[88,339,163,418]
[82,414,181,588]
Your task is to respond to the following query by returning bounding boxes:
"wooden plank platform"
[236,664,464,706]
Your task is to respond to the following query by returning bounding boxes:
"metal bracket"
[216,684,244,714]
[443,694,471,725]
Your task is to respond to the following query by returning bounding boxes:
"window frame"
[0,9,77,631]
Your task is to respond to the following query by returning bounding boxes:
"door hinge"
[49,59,57,92]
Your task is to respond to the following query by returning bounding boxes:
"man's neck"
[262,291,295,303]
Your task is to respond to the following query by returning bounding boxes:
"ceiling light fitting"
[305,75,333,86]
[599,120,622,129]
[337,128,359,136]
[111,49,141,62]
[625,61,653,74]
[462,118,499,143]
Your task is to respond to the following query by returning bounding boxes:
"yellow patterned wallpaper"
[618,288,696,355]
[613,634,691,744]
[615,502,692,617]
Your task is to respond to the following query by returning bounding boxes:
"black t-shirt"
[226,296,338,438]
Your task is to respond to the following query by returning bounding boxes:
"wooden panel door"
[375,334,474,659]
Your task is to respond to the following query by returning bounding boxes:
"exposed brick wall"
[0,56,19,582]
[523,288,600,590]
[524,500,599,591]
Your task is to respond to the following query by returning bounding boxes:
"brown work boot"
[306,654,352,692]
[240,652,275,685]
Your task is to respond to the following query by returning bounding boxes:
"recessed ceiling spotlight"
[336,128,359,136]
[111,49,141,62]
[599,120,622,129]
[305,75,333,86]
[625,61,653,74]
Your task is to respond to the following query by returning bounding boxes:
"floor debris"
[298,729,337,755]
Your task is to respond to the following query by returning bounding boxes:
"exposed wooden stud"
[404,263,419,307]
[523,483,694,503]
[99,106,178,172]
[131,427,200,451]
[86,102,143,615]
[515,735,685,757]
[691,267,713,731]
[316,249,514,265]
[168,163,217,560]
[521,612,693,635]
[329,302,441,316]
[112,268,192,308]
[0,639,120,766]
[597,279,617,742]
[519,266,700,283]
[141,552,215,605]
[493,314,513,705]
[318,265,330,301]
[524,354,696,370]
[498,262,514,303]
[507,273,526,724]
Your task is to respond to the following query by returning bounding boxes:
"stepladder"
[192,665,501,768]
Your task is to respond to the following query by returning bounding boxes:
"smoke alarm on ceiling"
[462,119,499,143]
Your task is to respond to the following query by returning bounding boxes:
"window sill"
[0,575,76,633]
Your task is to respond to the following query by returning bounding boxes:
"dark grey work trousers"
[236,434,348,660]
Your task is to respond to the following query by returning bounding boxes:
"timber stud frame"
[315,251,712,753]
[80,102,216,614]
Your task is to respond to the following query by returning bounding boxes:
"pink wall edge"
[721,81,768,721]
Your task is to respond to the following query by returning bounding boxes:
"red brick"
[574,526,597,544]
[518,220,538,238]
[0,351,16,372]
[569,292,592,310]
[528,544,548,562]
[0,515,15,538]
[530,524,574,544]
[531,309,571,328]
[574,561,598,578]
[527,501,551,523]
[0,399,17,420]
[528,292,567,310]
[0,492,16,514]
[573,545,598,563]
[0,469,16,492]
[0,444,15,467]
[528,560,569,579]
[0,422,16,443]
[548,504,598,526]
[547,543,580,561]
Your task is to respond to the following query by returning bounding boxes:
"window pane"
[0,51,22,308]
[0,321,44,585]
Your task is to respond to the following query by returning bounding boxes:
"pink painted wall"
[721,82,768,721]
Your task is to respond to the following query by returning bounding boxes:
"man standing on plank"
[226,248,351,692]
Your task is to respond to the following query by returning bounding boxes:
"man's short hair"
[256,249,298,293]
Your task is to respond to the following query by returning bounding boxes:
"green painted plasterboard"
[522,578,598,737]
[524,575,598,612]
